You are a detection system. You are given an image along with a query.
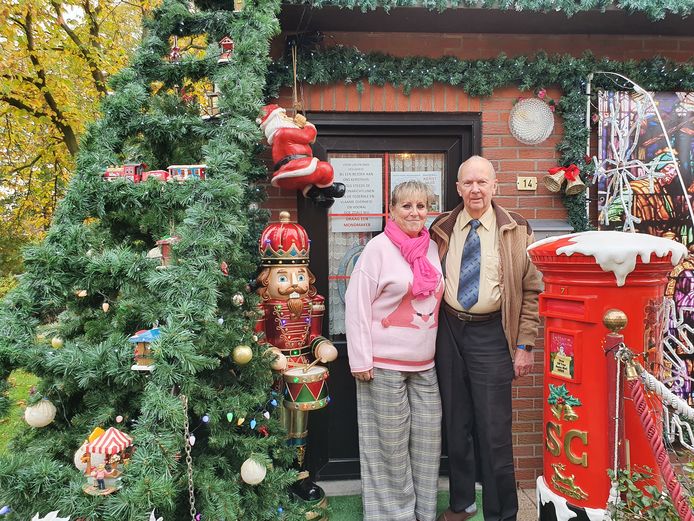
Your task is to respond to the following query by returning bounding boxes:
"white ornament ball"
[24,398,57,428]
[102,302,110,312]
[233,345,253,365]
[270,352,287,371]
[240,458,266,485]
[218,317,224,325]
[51,337,64,349]
[232,293,245,307]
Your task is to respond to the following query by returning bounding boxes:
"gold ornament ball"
[240,458,266,485]
[233,345,253,365]
[102,302,110,312]
[36,333,47,343]
[51,337,64,349]
[603,308,628,333]
[76,289,88,298]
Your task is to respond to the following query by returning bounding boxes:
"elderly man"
[430,155,542,521]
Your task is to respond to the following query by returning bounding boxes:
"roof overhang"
[279,4,694,35]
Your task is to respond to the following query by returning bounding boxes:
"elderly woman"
[345,180,444,521]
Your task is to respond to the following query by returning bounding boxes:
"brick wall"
[265,29,694,487]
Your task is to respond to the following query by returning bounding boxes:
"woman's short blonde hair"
[390,180,434,210]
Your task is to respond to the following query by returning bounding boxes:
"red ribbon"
[547,164,580,181]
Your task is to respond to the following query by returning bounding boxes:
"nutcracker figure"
[257,104,346,208]
[255,211,337,504]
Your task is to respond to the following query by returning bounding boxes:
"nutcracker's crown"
[259,211,310,266]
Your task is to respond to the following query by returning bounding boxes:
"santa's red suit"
[258,105,335,194]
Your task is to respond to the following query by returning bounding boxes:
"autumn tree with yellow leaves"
[0,0,154,285]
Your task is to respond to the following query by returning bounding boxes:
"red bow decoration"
[564,164,580,181]
[548,164,580,181]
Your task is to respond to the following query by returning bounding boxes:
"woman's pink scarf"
[383,219,440,298]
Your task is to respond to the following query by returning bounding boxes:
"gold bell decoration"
[563,164,586,196]
[544,166,566,193]
[544,164,586,195]
[562,404,579,422]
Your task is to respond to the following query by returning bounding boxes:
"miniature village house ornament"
[217,36,234,64]
[147,236,180,268]
[129,327,160,371]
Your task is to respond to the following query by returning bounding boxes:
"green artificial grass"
[328,491,483,521]
[0,370,39,454]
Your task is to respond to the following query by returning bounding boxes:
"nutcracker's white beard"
[263,115,297,145]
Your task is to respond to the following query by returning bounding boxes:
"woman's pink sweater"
[345,233,444,373]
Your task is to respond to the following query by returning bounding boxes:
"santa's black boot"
[320,182,346,199]
[305,187,335,208]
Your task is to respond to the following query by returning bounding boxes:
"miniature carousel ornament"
[255,212,336,509]
[81,427,133,495]
[128,327,160,371]
[257,105,346,208]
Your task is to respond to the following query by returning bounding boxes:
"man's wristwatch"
[516,344,533,353]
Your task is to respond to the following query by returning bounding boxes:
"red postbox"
[528,230,688,519]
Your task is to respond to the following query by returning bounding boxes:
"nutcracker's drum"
[282,365,330,411]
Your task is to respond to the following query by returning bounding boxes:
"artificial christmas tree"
[0,0,316,518]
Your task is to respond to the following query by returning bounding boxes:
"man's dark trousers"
[436,309,517,521]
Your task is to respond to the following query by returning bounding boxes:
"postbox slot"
[540,294,597,323]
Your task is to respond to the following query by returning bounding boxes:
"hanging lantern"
[240,458,266,485]
[24,398,57,428]
[201,86,220,120]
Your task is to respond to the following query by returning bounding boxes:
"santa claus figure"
[257,104,346,208]
[255,211,338,504]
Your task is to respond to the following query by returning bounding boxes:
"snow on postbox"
[527,231,687,520]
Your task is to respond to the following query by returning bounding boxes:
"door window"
[327,152,446,336]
